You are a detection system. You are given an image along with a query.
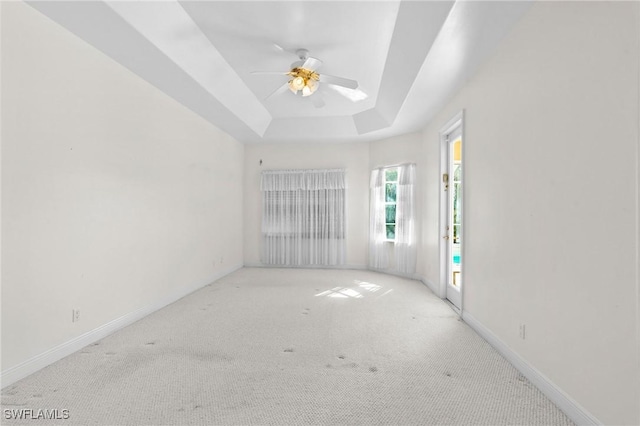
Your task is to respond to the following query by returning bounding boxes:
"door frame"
[439,110,465,313]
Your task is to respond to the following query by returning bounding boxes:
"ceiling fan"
[251,48,363,108]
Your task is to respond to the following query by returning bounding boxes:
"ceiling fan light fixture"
[307,78,318,92]
[255,51,359,105]
[292,76,305,90]
[302,80,319,97]
[285,67,320,97]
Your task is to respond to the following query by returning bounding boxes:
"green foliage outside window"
[384,168,398,240]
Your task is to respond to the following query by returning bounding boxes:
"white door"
[440,114,463,311]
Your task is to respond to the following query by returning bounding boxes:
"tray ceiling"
[27,1,533,143]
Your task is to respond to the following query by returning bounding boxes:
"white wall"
[1,2,244,372]
[243,142,370,268]
[421,2,639,424]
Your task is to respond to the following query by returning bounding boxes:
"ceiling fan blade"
[326,84,368,102]
[251,71,288,76]
[311,93,325,109]
[302,56,323,71]
[319,74,358,90]
[264,82,290,101]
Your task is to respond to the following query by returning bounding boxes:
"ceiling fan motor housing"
[295,48,309,60]
[287,67,319,96]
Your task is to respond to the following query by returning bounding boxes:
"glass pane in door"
[450,139,462,288]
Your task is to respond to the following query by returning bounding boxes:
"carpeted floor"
[1,268,573,425]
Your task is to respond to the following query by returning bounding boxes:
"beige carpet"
[1,268,573,425]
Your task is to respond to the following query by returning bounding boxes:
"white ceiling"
[27,1,533,144]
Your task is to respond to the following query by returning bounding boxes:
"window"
[384,168,398,240]
[369,163,417,273]
[261,169,346,266]
[452,161,461,245]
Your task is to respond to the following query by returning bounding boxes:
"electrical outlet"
[72,309,80,323]
[519,324,526,340]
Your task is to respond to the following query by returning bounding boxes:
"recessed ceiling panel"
[25,0,533,144]
[179,1,401,118]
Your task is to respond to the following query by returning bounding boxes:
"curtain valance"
[261,169,346,191]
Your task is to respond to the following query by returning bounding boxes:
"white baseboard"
[462,312,601,426]
[1,263,242,389]
[417,275,440,296]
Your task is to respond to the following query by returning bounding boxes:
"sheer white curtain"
[369,169,388,269]
[395,163,417,275]
[369,164,417,274]
[261,169,345,266]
